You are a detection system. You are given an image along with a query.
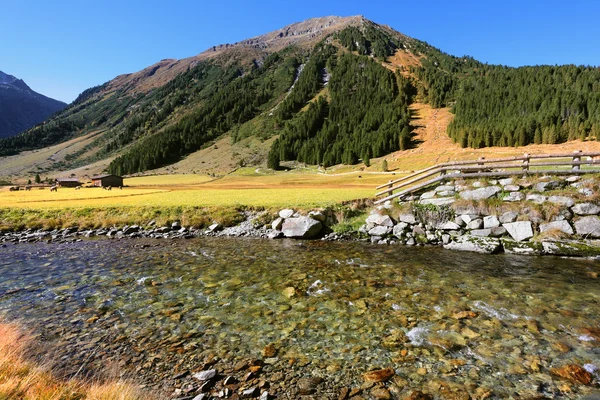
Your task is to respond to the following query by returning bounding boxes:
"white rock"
[503,192,524,202]
[466,219,483,230]
[471,229,492,237]
[282,217,322,238]
[369,226,392,236]
[434,185,455,192]
[460,186,502,200]
[548,196,575,207]
[399,213,417,224]
[193,370,216,381]
[272,218,284,231]
[393,222,409,238]
[279,209,294,219]
[526,194,547,204]
[574,216,600,238]
[366,214,395,227]
[438,221,461,230]
[308,211,326,222]
[539,220,574,235]
[503,184,521,192]
[443,236,502,254]
[420,198,456,206]
[503,221,534,242]
[420,191,436,200]
[483,215,500,229]
[498,178,514,186]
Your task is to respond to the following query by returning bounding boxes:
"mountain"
[0,71,67,139]
[1,16,599,176]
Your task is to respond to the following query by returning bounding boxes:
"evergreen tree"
[35,174,41,184]
[381,159,388,172]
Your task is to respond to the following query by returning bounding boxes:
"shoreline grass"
[0,320,148,400]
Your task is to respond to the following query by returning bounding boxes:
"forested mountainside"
[1,15,599,175]
[0,71,66,139]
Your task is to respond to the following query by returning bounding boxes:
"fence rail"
[374,150,600,205]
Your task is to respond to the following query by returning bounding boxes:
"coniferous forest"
[2,18,599,173]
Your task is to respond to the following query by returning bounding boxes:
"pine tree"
[381,159,388,172]
[35,174,41,184]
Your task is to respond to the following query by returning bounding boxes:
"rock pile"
[364,175,600,256]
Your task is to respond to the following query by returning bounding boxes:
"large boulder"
[443,236,502,254]
[282,217,322,239]
[574,216,600,238]
[539,220,574,235]
[572,203,600,216]
[368,226,392,236]
[459,186,502,201]
[503,221,534,242]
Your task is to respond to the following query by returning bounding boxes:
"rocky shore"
[2,174,600,258]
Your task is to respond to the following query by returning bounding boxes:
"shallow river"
[0,238,599,398]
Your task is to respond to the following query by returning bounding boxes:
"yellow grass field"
[0,172,394,210]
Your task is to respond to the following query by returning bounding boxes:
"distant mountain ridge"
[1,15,599,176]
[0,70,66,139]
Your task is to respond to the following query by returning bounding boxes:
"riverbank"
[0,319,148,400]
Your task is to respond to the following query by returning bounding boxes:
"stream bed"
[0,237,599,399]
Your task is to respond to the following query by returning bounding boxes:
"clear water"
[0,238,599,398]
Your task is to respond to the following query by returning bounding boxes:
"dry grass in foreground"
[0,321,149,400]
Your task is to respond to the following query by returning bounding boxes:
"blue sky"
[2,0,599,103]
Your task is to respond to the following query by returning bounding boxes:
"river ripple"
[0,238,599,398]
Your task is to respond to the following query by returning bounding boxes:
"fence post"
[387,180,393,197]
[572,150,582,170]
[522,153,529,173]
[477,157,485,173]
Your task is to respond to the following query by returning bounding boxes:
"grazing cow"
[358,175,362,178]
[75,186,81,190]
[25,186,31,191]
[9,186,18,191]
[50,185,58,192]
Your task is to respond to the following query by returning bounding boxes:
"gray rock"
[490,226,507,237]
[123,225,139,235]
[526,194,547,204]
[499,211,518,224]
[472,181,483,188]
[392,222,409,238]
[565,176,581,183]
[503,184,521,192]
[539,220,574,235]
[435,185,455,192]
[534,180,561,192]
[503,239,544,255]
[548,196,575,207]
[437,221,461,230]
[267,230,283,239]
[436,190,456,197]
[572,203,600,216]
[282,217,322,239]
[442,234,451,244]
[453,204,480,215]
[308,211,325,222]
[260,391,270,400]
[193,369,217,381]
[420,190,436,200]
[207,223,221,232]
[503,221,534,242]
[471,229,492,237]
[498,178,514,186]
[454,216,466,227]
[279,209,294,219]
[443,236,502,254]
[574,216,600,238]
[406,238,416,246]
[420,197,456,206]
[503,191,525,202]
[171,221,181,229]
[399,213,417,224]
[542,240,600,256]
[460,214,477,224]
[578,188,594,197]
[271,217,284,231]
[466,219,483,230]
[483,215,500,229]
[366,213,395,227]
[242,387,258,397]
[460,186,502,201]
[552,208,573,221]
[368,226,392,236]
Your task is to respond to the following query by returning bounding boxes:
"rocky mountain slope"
[1,15,598,178]
[0,70,66,139]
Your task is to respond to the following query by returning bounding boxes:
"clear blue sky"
[2,0,599,103]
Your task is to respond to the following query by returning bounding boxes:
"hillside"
[1,15,599,181]
[0,71,66,139]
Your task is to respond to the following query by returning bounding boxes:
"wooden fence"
[374,150,600,205]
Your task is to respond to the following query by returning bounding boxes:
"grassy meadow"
[0,171,395,230]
